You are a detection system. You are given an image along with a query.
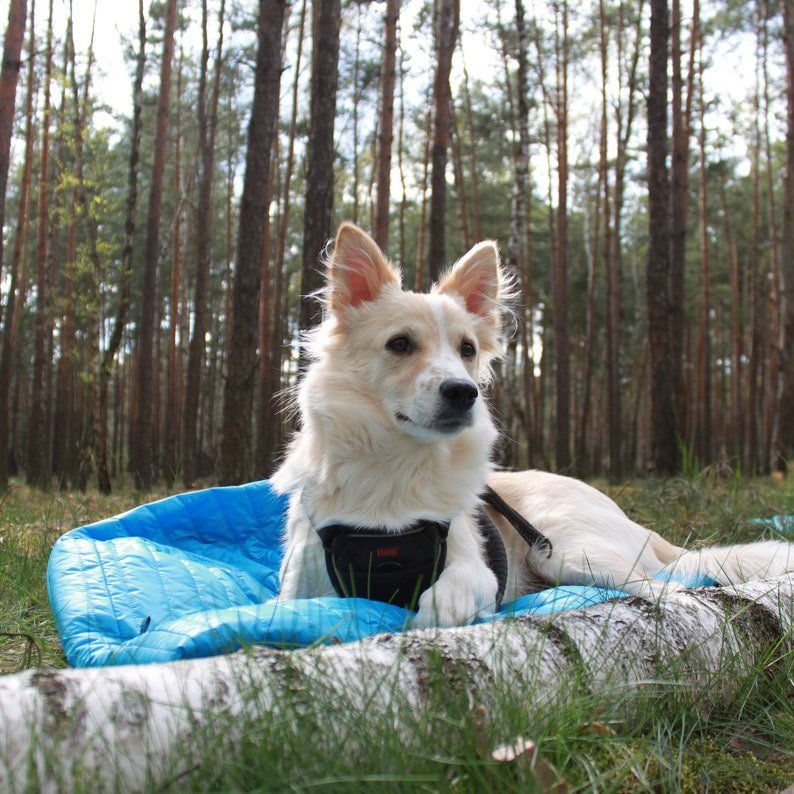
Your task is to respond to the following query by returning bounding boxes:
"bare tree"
[129,0,178,490]
[218,0,287,484]
[298,0,342,336]
[646,0,678,473]
[669,0,698,434]
[777,0,794,472]
[373,0,399,252]
[257,0,308,477]
[693,20,712,465]
[0,0,27,296]
[183,0,226,488]
[552,0,571,471]
[95,0,146,493]
[0,0,33,492]
[427,0,460,281]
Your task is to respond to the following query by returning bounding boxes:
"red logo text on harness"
[376,546,400,558]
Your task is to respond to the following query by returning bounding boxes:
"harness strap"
[480,485,553,558]
[476,507,507,606]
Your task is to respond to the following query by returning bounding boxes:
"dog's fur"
[273,223,794,627]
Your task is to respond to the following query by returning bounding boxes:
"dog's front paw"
[412,562,498,628]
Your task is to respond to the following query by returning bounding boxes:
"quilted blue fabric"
[48,480,635,668]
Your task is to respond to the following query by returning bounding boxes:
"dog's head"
[303,223,511,443]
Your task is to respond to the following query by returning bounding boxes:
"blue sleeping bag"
[48,480,633,668]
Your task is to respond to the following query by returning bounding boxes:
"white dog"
[273,223,794,627]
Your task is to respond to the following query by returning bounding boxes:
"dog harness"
[316,488,552,611]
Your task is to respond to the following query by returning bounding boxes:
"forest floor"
[1,473,794,791]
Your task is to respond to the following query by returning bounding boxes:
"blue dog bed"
[48,480,635,668]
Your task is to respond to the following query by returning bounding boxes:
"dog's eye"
[386,336,413,354]
[460,340,476,359]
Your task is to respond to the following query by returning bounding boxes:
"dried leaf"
[472,704,489,759]
[588,721,616,736]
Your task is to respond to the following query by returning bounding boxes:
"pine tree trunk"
[646,0,678,474]
[414,101,433,291]
[52,184,77,488]
[2,577,793,790]
[164,38,181,489]
[24,0,53,489]
[459,51,483,243]
[747,28,763,474]
[694,30,712,466]
[373,0,399,251]
[28,0,55,489]
[428,0,460,281]
[762,7,781,472]
[130,0,178,490]
[257,0,307,478]
[0,0,27,294]
[183,0,225,488]
[218,0,287,485]
[0,0,33,492]
[777,0,794,472]
[73,18,107,495]
[450,107,470,250]
[513,0,535,469]
[297,0,342,337]
[669,0,698,441]
[606,0,644,478]
[553,0,571,471]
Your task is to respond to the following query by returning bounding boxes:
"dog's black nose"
[439,379,478,412]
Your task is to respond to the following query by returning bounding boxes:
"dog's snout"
[439,379,478,412]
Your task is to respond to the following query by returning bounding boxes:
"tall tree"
[373,0,399,252]
[513,0,535,468]
[130,0,178,490]
[27,0,54,489]
[257,0,308,477]
[95,0,146,493]
[427,0,460,280]
[218,0,286,485]
[606,0,644,479]
[183,0,225,488]
[693,23,712,465]
[26,0,52,488]
[52,13,78,488]
[669,0,698,433]
[778,0,794,471]
[298,0,342,335]
[0,0,34,492]
[0,0,27,295]
[646,0,678,473]
[553,0,571,471]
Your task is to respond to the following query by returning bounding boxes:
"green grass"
[0,481,165,673]
[2,473,794,791]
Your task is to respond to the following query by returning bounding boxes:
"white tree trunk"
[2,576,793,792]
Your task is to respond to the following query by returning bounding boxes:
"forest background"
[0,0,793,495]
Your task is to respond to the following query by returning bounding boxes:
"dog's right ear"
[328,223,400,312]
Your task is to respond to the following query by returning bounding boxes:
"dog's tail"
[660,540,794,586]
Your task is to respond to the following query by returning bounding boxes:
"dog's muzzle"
[432,378,478,432]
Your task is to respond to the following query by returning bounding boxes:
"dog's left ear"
[436,241,505,326]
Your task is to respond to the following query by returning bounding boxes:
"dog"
[272,223,794,627]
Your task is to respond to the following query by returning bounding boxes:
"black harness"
[317,486,551,611]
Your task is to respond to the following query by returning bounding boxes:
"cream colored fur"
[273,223,794,627]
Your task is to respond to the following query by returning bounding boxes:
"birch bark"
[1,577,792,792]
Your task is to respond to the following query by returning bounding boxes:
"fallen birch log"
[1,576,793,792]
